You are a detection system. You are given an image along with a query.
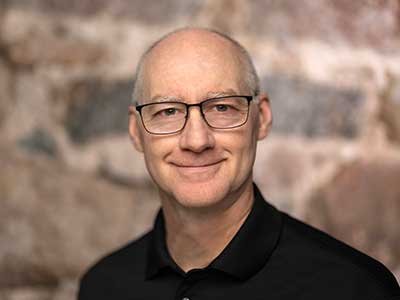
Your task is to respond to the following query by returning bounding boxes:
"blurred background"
[1,0,400,299]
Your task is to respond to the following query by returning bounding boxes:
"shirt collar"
[145,183,283,280]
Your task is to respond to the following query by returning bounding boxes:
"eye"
[215,104,229,112]
[161,108,177,116]
[152,105,185,118]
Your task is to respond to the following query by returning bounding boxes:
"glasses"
[134,95,254,135]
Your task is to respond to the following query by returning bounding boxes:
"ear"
[128,106,144,152]
[256,93,272,140]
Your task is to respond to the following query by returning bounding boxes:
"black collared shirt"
[78,184,400,300]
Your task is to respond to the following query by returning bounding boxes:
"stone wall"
[0,1,399,299]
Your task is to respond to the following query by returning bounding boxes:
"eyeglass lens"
[140,96,250,134]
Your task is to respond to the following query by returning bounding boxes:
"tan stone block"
[304,156,400,276]
[0,58,13,128]
[1,10,106,68]
[380,75,400,145]
[0,146,159,286]
[0,286,52,300]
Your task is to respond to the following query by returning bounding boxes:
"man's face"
[130,31,271,210]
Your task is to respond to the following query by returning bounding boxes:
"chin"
[170,180,230,210]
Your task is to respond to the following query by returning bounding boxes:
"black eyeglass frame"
[134,95,255,135]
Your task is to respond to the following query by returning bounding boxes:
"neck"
[161,181,254,273]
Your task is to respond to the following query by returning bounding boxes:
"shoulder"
[279,212,400,298]
[78,231,151,300]
[84,231,150,276]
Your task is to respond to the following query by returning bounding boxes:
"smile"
[171,160,225,180]
[174,160,225,168]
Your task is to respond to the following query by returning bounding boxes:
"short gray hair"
[131,28,260,104]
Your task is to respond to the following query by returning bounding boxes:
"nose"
[179,107,215,153]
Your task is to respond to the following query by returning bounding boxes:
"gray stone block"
[261,74,364,138]
[17,128,58,157]
[65,79,133,144]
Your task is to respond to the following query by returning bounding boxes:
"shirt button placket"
[177,269,207,300]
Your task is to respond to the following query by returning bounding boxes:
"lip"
[172,160,224,168]
[171,159,225,180]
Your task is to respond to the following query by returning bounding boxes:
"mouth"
[171,159,225,180]
[171,159,225,168]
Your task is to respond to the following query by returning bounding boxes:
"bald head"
[132,28,260,104]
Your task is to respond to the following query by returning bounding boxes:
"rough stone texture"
[0,1,400,298]
[0,145,159,286]
[65,79,132,144]
[0,286,53,300]
[380,75,400,144]
[304,156,400,273]
[52,280,78,300]
[1,71,53,143]
[60,134,150,185]
[254,136,362,214]
[0,279,78,300]
[197,0,400,52]
[9,0,202,24]
[0,58,13,127]
[262,75,365,137]
[6,0,400,51]
[1,10,107,68]
[17,127,59,157]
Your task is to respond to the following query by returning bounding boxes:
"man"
[78,28,400,300]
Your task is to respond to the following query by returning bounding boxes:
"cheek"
[142,137,167,169]
[239,135,257,166]
[141,136,177,180]
[221,129,257,169]
[235,124,259,172]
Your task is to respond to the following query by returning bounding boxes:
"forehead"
[142,31,246,101]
